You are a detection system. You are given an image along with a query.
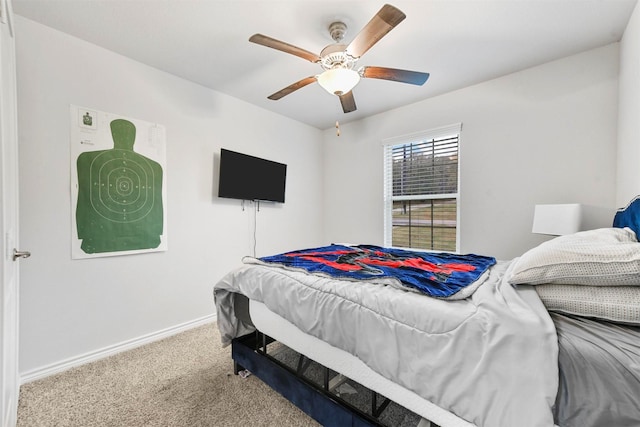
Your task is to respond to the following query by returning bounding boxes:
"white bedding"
[214,259,559,427]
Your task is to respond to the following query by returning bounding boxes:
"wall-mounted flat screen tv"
[218,148,287,203]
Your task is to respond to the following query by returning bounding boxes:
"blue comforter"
[257,244,496,299]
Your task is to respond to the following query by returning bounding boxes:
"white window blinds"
[383,123,461,251]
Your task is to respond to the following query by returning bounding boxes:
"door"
[0,0,20,426]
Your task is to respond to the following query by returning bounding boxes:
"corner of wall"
[616,2,640,206]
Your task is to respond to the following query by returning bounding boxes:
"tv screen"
[218,148,287,203]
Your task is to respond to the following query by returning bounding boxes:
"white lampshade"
[532,204,582,235]
[317,68,360,95]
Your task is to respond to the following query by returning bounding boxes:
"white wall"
[617,2,640,206]
[323,45,619,260]
[16,16,324,376]
[17,8,635,378]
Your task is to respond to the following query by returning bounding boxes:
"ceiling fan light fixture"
[250,4,427,114]
[317,68,360,96]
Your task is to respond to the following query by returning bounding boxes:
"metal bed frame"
[232,330,427,427]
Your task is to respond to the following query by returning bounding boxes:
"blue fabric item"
[613,195,640,239]
[258,244,496,298]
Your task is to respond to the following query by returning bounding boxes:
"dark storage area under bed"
[231,331,430,427]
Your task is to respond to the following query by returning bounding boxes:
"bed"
[214,196,640,427]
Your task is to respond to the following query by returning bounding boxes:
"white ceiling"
[12,0,637,130]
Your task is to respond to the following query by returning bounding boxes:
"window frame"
[383,123,462,252]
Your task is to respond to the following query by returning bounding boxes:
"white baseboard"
[19,313,216,384]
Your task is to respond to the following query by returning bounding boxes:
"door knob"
[13,249,31,261]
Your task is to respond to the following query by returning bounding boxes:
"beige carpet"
[17,323,320,427]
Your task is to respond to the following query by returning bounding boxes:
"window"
[383,124,461,252]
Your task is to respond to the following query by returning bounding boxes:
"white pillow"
[536,284,640,324]
[509,227,640,286]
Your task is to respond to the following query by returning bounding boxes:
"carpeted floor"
[17,323,320,427]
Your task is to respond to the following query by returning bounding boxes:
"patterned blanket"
[250,244,496,299]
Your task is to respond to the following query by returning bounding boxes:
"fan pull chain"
[336,121,341,137]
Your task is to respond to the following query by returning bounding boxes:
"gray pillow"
[535,284,640,324]
[509,227,640,286]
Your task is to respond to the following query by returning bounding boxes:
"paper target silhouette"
[75,119,164,254]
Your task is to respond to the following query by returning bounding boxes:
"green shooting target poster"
[70,106,167,259]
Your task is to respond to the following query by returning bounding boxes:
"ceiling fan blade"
[339,91,357,113]
[345,4,406,59]
[249,34,320,63]
[361,66,429,85]
[267,76,317,100]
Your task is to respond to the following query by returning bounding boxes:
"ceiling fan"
[249,4,430,114]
